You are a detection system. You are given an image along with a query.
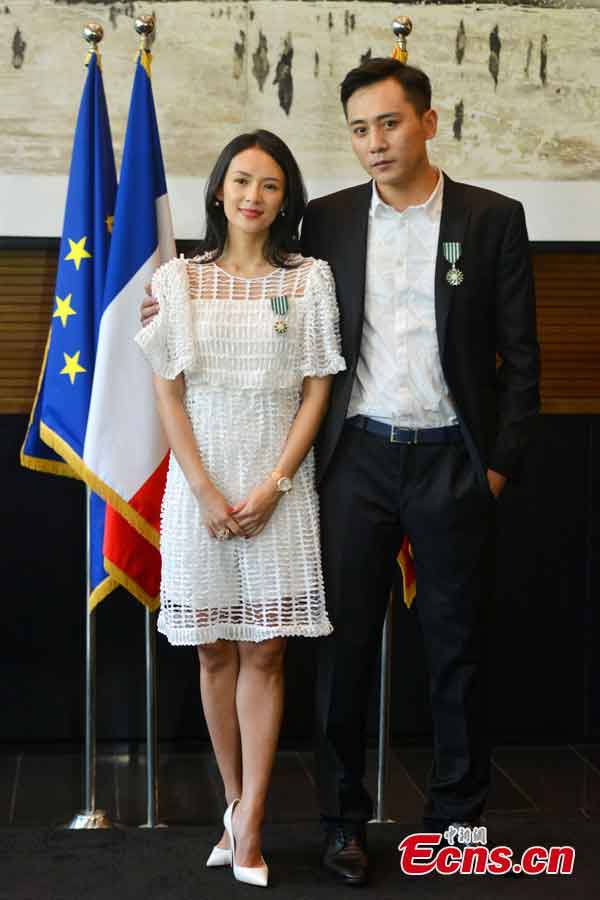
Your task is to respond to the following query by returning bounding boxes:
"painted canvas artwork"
[1,1,599,238]
[2,0,600,178]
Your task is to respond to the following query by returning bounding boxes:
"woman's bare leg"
[197,640,243,849]
[233,637,287,867]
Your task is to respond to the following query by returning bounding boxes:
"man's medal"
[443,242,464,286]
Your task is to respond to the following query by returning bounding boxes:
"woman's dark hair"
[340,58,432,117]
[200,129,307,268]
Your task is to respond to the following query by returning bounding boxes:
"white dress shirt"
[346,172,458,428]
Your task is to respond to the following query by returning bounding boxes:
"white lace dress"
[135,254,346,645]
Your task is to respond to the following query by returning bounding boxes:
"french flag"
[82,49,175,608]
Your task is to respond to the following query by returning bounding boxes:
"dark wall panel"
[587,420,600,738]
[2,413,598,744]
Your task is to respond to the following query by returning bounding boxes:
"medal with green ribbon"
[443,242,463,286]
[270,295,289,335]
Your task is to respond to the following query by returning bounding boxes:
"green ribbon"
[442,242,462,265]
[270,295,289,316]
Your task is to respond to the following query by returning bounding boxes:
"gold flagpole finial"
[84,22,104,47]
[83,22,104,67]
[135,14,156,52]
[391,16,412,63]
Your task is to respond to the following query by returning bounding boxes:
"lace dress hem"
[157,616,333,646]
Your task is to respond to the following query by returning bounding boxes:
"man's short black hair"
[340,58,432,117]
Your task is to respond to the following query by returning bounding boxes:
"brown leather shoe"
[322,825,368,886]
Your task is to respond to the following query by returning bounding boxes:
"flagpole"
[141,608,162,828]
[67,487,111,829]
[368,14,414,826]
[65,23,113,830]
[370,593,395,824]
[391,15,413,63]
[134,12,163,830]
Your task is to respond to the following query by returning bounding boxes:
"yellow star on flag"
[53,293,76,328]
[64,236,92,270]
[105,215,114,234]
[60,350,86,385]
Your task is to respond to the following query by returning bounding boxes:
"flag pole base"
[66,808,113,829]
[368,817,396,825]
[139,821,168,830]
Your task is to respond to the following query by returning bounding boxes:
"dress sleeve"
[134,257,195,379]
[300,259,347,378]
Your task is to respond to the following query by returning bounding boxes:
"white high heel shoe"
[223,799,269,888]
[206,845,232,867]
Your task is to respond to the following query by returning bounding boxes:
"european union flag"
[21,49,117,607]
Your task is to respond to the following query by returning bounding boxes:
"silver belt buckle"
[390,426,419,444]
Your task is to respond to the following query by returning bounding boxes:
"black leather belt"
[347,415,462,445]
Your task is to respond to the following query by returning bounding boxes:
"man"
[299,58,538,886]
[141,58,539,886]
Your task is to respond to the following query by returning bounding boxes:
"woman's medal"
[270,295,289,335]
[443,242,464,286]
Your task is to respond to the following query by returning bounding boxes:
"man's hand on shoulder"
[486,468,507,499]
[141,282,159,327]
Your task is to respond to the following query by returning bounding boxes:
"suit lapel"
[342,182,371,363]
[435,174,471,359]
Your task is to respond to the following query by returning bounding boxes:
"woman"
[135,130,345,887]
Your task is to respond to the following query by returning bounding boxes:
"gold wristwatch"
[271,469,293,493]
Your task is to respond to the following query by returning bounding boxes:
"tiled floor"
[1,743,599,828]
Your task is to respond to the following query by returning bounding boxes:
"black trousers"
[316,423,495,829]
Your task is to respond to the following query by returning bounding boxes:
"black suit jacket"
[301,174,540,486]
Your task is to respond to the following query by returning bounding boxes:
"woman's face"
[217,147,286,238]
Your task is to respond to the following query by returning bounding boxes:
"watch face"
[277,476,292,493]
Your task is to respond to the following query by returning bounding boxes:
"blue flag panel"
[21,52,117,604]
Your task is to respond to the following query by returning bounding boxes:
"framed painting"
[1,1,598,240]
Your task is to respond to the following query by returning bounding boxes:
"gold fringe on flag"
[391,45,408,64]
[397,535,416,609]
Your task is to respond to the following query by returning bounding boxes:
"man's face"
[346,77,437,189]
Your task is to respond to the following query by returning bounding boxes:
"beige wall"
[1,1,599,180]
